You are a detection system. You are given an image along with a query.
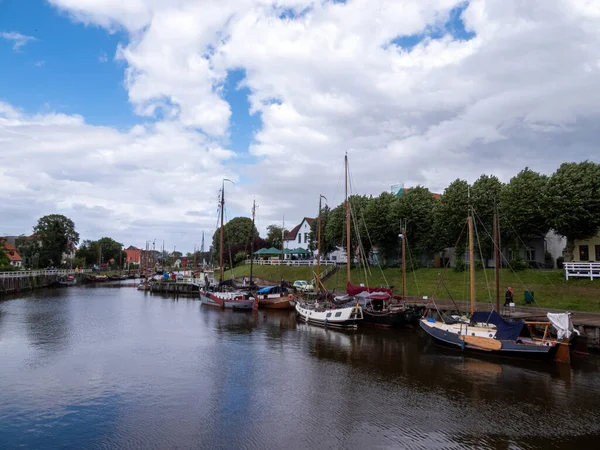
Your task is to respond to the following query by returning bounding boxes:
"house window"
[298,234,301,243]
[579,245,589,261]
[304,233,309,243]
[595,245,600,262]
[332,256,337,261]
[526,247,536,261]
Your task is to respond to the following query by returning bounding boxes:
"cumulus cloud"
[0,31,37,51]
[7,0,600,249]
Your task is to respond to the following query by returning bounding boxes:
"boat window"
[335,312,342,317]
[326,313,332,317]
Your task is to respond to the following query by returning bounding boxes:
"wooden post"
[345,154,351,285]
[468,215,475,315]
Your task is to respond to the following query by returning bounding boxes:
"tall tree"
[434,179,470,250]
[471,174,504,262]
[394,187,439,261]
[500,168,549,248]
[211,216,260,264]
[363,192,400,264]
[33,214,79,267]
[15,235,41,268]
[265,224,287,249]
[75,240,99,267]
[308,205,336,255]
[0,238,11,268]
[544,161,600,261]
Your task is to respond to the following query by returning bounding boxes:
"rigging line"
[476,207,545,312]
[432,220,468,316]
[404,233,420,296]
[347,160,388,287]
[497,207,558,293]
[471,208,494,306]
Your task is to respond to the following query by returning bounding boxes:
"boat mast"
[219,180,225,283]
[401,222,406,300]
[281,215,285,262]
[201,231,204,267]
[250,199,256,285]
[468,207,475,315]
[345,154,351,284]
[317,195,326,292]
[494,207,500,312]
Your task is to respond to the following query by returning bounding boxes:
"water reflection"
[1,288,600,449]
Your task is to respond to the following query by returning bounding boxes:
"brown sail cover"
[346,281,393,296]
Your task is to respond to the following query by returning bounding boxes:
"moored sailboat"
[200,179,255,311]
[419,204,577,363]
[295,156,363,329]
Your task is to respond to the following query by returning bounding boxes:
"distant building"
[2,241,22,267]
[125,246,141,264]
[391,184,441,200]
[283,218,315,252]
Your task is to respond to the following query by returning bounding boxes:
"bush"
[474,260,484,271]
[453,259,466,272]
[544,251,554,268]
[509,256,527,271]
[556,256,564,269]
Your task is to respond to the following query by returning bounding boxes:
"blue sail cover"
[470,311,525,341]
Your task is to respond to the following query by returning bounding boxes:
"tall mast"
[494,208,500,312]
[401,223,406,299]
[250,199,256,285]
[201,231,204,266]
[468,210,476,315]
[193,244,197,272]
[317,195,322,291]
[219,180,225,283]
[345,154,351,284]
[281,215,285,261]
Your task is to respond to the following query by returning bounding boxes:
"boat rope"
[404,233,420,296]
[471,208,494,306]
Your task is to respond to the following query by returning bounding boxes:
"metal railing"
[243,259,338,267]
[564,262,600,280]
[0,269,92,279]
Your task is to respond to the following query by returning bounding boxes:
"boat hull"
[200,292,254,310]
[295,302,363,330]
[258,297,295,310]
[419,319,557,362]
[362,308,410,328]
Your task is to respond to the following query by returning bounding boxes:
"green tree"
[308,205,336,256]
[15,235,41,268]
[394,187,439,262]
[501,168,549,248]
[434,179,470,250]
[544,161,600,261]
[211,216,259,262]
[0,238,11,268]
[33,214,79,267]
[471,174,503,263]
[97,237,125,266]
[363,192,399,264]
[265,224,287,249]
[75,240,99,267]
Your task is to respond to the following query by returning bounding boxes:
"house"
[572,232,600,262]
[125,245,141,264]
[283,218,315,253]
[2,241,23,267]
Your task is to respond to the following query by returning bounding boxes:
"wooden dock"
[0,269,90,296]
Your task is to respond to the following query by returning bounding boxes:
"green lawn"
[227,264,600,313]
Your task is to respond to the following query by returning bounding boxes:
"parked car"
[293,280,314,292]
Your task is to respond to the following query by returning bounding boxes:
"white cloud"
[98,52,108,63]
[0,31,37,51]
[34,60,45,67]
[7,0,600,249]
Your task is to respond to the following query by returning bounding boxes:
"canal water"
[1,285,600,450]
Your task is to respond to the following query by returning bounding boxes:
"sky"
[1,0,600,253]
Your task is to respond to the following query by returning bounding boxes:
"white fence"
[0,269,92,279]
[564,262,600,280]
[244,259,337,267]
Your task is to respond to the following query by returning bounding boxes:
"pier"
[0,269,90,296]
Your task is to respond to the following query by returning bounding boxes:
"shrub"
[453,259,466,272]
[556,256,564,269]
[509,255,527,271]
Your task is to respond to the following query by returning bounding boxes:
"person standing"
[504,287,514,307]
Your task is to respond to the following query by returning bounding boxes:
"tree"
[0,238,11,268]
[211,216,260,264]
[434,179,470,250]
[470,174,504,262]
[265,224,287,249]
[33,214,79,267]
[76,240,99,267]
[75,237,125,267]
[308,205,337,256]
[394,187,439,262]
[544,161,600,261]
[363,192,400,264]
[501,168,549,248]
[15,235,41,268]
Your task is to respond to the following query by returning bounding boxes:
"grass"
[227,264,600,313]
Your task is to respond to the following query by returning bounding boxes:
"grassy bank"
[227,264,600,313]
